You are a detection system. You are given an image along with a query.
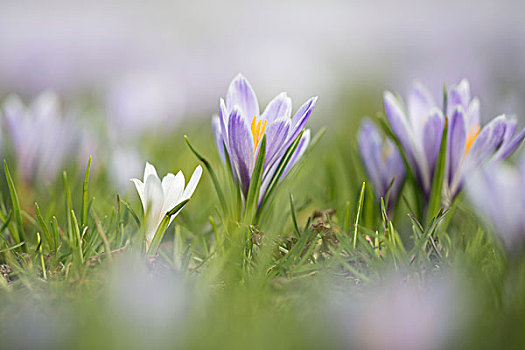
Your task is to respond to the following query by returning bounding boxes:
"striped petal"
[228,107,254,195]
[422,108,445,178]
[226,74,259,122]
[261,92,292,123]
[289,96,317,142]
[446,107,466,187]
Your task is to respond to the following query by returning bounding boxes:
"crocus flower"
[466,158,525,254]
[443,79,525,203]
[131,162,202,245]
[2,91,81,183]
[384,79,525,205]
[383,82,445,197]
[358,118,405,209]
[212,74,317,205]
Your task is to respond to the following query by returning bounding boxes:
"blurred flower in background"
[2,0,525,120]
[358,118,405,210]
[1,91,82,183]
[106,255,190,349]
[443,80,525,204]
[333,274,469,350]
[106,69,186,139]
[383,82,445,197]
[467,158,525,254]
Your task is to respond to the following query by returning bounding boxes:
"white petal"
[144,173,164,242]
[143,162,159,182]
[162,171,185,213]
[183,165,203,199]
[130,178,146,212]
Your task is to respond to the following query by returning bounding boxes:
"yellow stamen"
[250,115,267,151]
[465,123,480,155]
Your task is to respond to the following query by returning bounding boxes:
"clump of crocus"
[358,118,405,210]
[211,74,317,218]
[131,162,202,251]
[383,79,524,208]
[443,80,525,204]
[2,91,82,183]
[466,158,525,255]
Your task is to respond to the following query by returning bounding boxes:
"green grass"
[0,92,524,350]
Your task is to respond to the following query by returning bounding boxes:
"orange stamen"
[465,123,480,155]
[250,115,267,151]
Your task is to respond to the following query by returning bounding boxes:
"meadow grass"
[0,90,524,350]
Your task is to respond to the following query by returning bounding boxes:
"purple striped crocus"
[212,74,317,205]
[384,79,525,205]
[466,158,525,254]
[443,80,525,204]
[383,82,445,197]
[358,118,405,209]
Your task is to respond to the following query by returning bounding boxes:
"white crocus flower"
[131,162,202,246]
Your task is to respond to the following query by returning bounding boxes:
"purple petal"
[261,92,292,123]
[228,107,254,195]
[211,115,225,162]
[383,91,414,164]
[219,98,229,137]
[466,98,480,130]
[226,74,259,121]
[446,106,466,188]
[385,139,406,206]
[468,115,507,166]
[259,128,312,204]
[423,108,445,178]
[447,79,471,116]
[407,82,435,129]
[264,118,291,172]
[358,120,387,196]
[289,96,317,142]
[283,129,310,178]
[494,117,525,160]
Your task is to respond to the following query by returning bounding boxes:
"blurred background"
[2,0,524,125]
[2,0,525,190]
[2,2,525,349]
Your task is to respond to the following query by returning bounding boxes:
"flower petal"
[212,114,225,162]
[261,92,292,123]
[494,117,525,160]
[383,92,413,158]
[423,108,445,177]
[144,162,159,183]
[283,129,310,177]
[447,79,471,116]
[466,98,480,130]
[264,118,291,171]
[131,178,146,212]
[468,115,507,165]
[162,171,185,213]
[144,173,164,242]
[358,120,386,196]
[408,82,435,131]
[228,107,254,195]
[226,74,259,121]
[289,96,317,141]
[183,165,203,199]
[446,106,466,188]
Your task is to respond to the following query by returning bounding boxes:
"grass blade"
[4,161,25,250]
[81,157,91,229]
[353,182,366,249]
